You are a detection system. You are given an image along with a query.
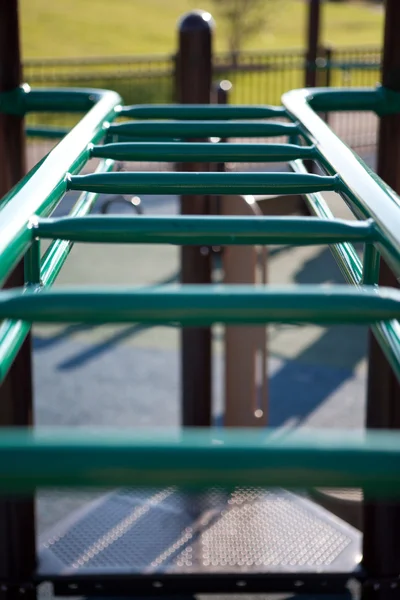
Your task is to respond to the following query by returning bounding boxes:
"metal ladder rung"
[35,215,376,246]
[118,103,287,119]
[91,142,316,163]
[0,285,399,325]
[107,120,299,138]
[67,171,341,196]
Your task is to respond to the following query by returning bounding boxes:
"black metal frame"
[48,572,358,597]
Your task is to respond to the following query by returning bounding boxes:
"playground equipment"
[2,3,400,600]
[2,76,400,600]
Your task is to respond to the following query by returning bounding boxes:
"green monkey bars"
[1,83,400,492]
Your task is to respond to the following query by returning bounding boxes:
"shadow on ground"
[34,247,367,428]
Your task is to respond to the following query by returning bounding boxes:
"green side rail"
[1,83,400,493]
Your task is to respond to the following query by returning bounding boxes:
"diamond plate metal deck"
[37,488,361,595]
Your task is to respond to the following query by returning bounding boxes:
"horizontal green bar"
[36,215,376,246]
[106,135,184,143]
[91,142,315,163]
[306,86,400,117]
[107,120,298,139]
[0,285,399,325]
[1,428,400,495]
[68,172,341,196]
[307,88,382,113]
[25,87,115,114]
[118,104,287,120]
[26,125,70,139]
[0,85,120,117]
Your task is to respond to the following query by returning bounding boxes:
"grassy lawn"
[21,0,383,59]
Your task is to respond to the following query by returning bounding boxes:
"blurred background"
[22,0,383,167]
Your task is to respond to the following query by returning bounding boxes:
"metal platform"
[38,488,362,596]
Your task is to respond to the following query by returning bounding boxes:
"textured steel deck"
[38,487,361,584]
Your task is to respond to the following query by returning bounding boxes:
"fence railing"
[23,46,382,105]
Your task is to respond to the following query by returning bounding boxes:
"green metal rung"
[25,125,70,139]
[91,142,316,163]
[0,427,399,495]
[304,86,400,116]
[0,86,116,117]
[117,104,287,120]
[36,215,376,246]
[0,285,399,325]
[68,172,341,196]
[107,120,299,139]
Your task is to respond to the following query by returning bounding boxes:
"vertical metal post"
[211,80,231,203]
[320,46,332,125]
[176,10,214,427]
[211,79,231,107]
[304,0,322,175]
[305,0,321,88]
[0,1,36,598]
[324,46,332,89]
[363,1,400,598]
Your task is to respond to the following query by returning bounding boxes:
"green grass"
[21,0,383,59]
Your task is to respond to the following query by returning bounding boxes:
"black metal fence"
[24,46,382,170]
[23,46,381,105]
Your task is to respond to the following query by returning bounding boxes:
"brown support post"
[176,11,214,427]
[305,0,321,88]
[363,1,400,598]
[0,1,36,598]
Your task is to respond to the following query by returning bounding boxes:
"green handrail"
[283,87,400,276]
[0,87,121,288]
[0,159,115,383]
